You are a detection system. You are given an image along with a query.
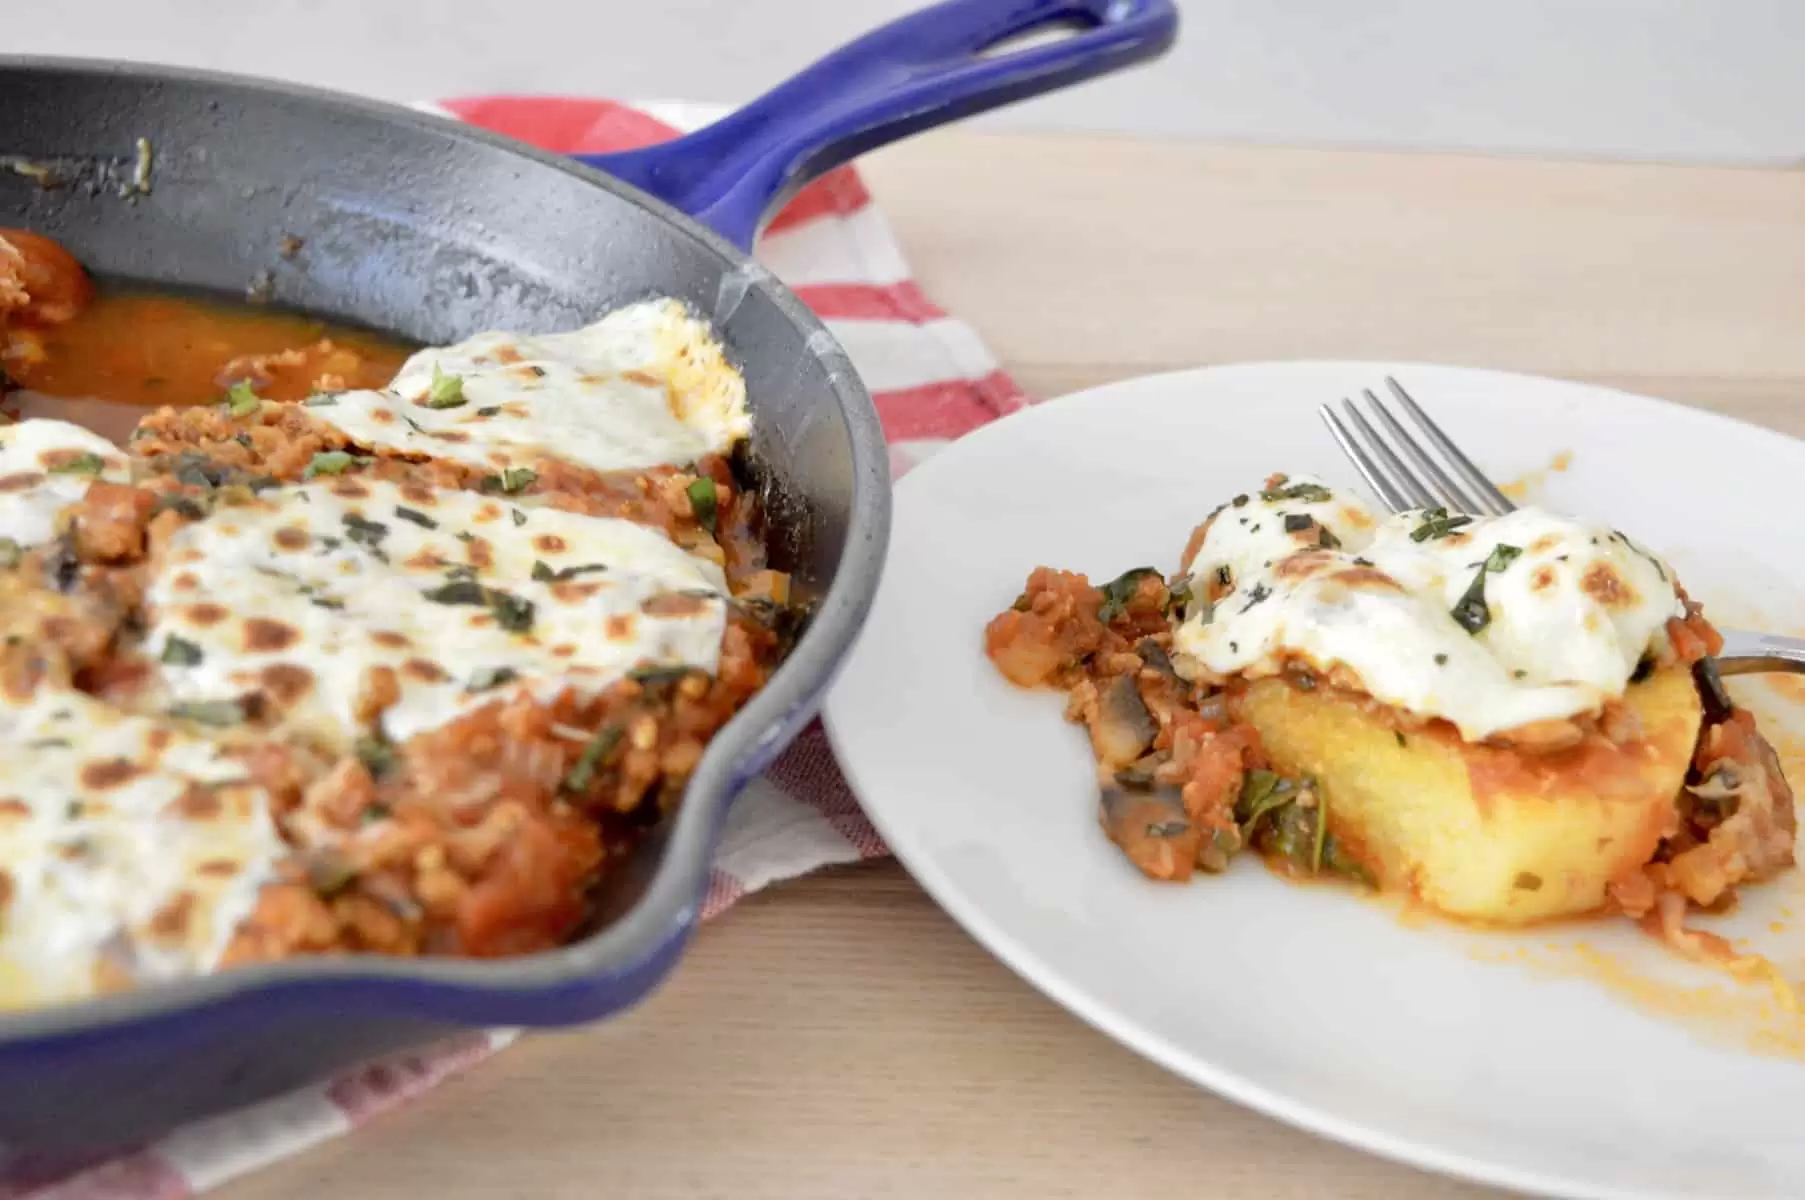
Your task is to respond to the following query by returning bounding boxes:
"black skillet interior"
[0,62,858,582]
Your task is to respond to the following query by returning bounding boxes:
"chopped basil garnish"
[686,476,718,535]
[511,508,528,527]
[1450,542,1522,634]
[303,450,354,478]
[343,514,389,551]
[481,467,537,494]
[424,364,466,409]
[562,724,623,793]
[1097,567,1160,624]
[354,735,398,780]
[422,579,485,605]
[421,580,536,633]
[303,392,340,407]
[532,560,609,583]
[1482,543,1522,572]
[528,365,547,378]
[466,666,519,692]
[161,636,204,666]
[1282,513,1312,533]
[1259,480,1333,504]
[225,381,261,416]
[49,452,105,476]
[1235,770,1294,833]
[151,494,210,521]
[168,699,246,726]
[629,664,692,689]
[394,506,437,530]
[1410,507,1473,542]
[487,590,535,632]
[476,406,502,417]
[1240,582,1273,612]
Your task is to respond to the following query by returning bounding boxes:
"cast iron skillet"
[0,0,1176,1158]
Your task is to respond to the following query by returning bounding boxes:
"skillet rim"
[0,54,893,1042]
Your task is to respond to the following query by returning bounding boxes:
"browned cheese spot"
[147,891,196,943]
[402,658,450,684]
[187,603,229,627]
[260,663,316,705]
[1275,551,1335,582]
[643,593,707,617]
[1582,560,1638,609]
[78,758,142,790]
[244,618,300,653]
[272,526,310,551]
[169,784,222,819]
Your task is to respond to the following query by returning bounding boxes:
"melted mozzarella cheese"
[1172,476,1683,741]
[0,418,130,546]
[143,476,729,750]
[308,299,750,476]
[0,685,281,1009]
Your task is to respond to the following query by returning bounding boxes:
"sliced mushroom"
[1098,783,1199,882]
[1091,675,1156,767]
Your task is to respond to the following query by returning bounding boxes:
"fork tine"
[1321,407,1415,508]
[1319,401,1430,511]
[1384,377,1516,515]
[1360,388,1484,514]
[1337,399,1438,509]
[1319,405,1411,512]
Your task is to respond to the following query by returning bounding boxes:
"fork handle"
[1714,628,1805,676]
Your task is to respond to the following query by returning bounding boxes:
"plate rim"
[823,359,1805,1200]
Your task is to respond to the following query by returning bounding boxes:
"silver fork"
[1320,377,1805,677]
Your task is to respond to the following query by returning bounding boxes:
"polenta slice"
[1237,663,1701,924]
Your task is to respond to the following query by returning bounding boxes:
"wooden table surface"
[220,131,1805,1200]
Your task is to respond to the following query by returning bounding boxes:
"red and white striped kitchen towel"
[3,97,1029,1200]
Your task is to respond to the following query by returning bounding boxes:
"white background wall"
[9,0,1805,165]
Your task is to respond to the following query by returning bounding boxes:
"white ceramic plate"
[821,363,1805,1200]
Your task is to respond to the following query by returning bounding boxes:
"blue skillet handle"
[575,0,1179,250]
